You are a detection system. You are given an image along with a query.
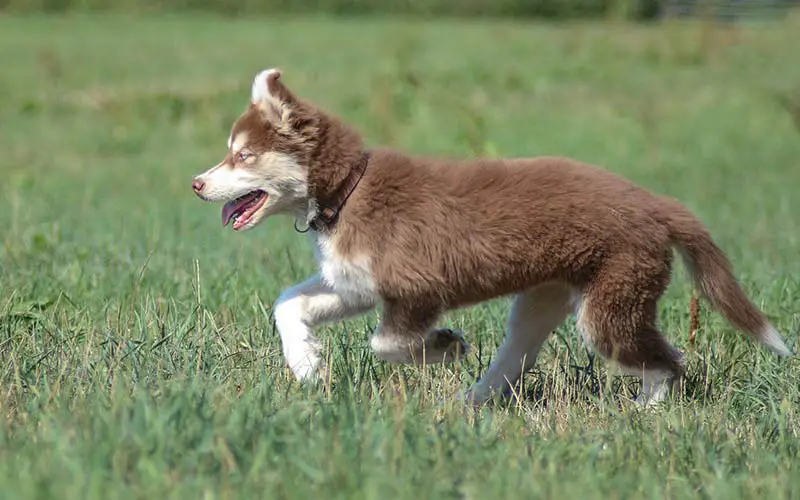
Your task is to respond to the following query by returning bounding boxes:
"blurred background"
[1,0,798,21]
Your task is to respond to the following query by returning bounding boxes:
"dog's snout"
[192,179,205,193]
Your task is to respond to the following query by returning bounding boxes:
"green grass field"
[1,13,800,499]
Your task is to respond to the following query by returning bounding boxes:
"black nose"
[192,179,205,193]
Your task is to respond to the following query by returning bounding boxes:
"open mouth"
[222,190,269,231]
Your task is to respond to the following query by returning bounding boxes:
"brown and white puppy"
[192,68,791,406]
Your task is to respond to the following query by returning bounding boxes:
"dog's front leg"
[274,274,375,380]
[370,300,471,365]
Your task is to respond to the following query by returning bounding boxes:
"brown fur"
[194,70,791,404]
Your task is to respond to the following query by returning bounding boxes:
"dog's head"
[192,69,317,231]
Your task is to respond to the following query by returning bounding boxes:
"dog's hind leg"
[463,282,573,405]
[575,257,685,407]
[370,300,470,365]
[274,274,376,380]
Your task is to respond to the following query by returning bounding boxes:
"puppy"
[192,69,791,405]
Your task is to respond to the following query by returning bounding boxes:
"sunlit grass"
[0,13,799,499]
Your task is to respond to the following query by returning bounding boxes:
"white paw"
[456,388,489,409]
[286,349,323,381]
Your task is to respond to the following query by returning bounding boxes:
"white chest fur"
[313,233,378,300]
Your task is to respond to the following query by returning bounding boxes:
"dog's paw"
[632,394,668,411]
[425,328,471,361]
[456,389,485,409]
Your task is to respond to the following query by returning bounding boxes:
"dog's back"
[341,149,675,306]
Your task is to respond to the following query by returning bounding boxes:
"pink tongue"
[221,202,237,227]
[221,192,260,226]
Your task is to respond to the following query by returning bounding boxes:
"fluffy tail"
[658,198,791,356]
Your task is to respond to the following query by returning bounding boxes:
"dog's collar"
[297,150,371,233]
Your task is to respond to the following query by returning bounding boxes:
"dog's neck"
[303,113,369,232]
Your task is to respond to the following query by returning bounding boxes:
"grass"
[1,12,800,499]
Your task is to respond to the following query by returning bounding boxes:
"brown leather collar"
[304,150,371,233]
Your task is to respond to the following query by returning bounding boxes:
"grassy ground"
[1,13,800,499]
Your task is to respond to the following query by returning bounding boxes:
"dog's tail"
[657,197,791,356]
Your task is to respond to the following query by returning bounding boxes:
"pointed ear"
[251,68,296,127]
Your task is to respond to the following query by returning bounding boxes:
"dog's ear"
[251,68,296,127]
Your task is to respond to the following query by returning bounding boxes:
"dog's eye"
[237,152,252,162]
